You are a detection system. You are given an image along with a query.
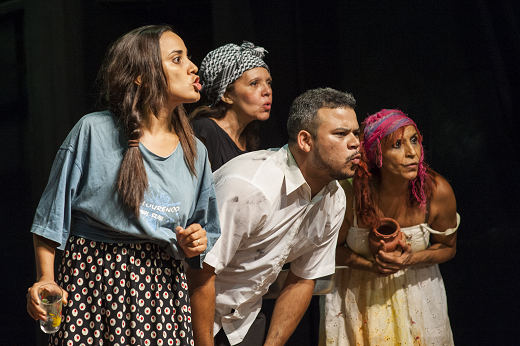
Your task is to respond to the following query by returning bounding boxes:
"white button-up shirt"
[204,145,346,345]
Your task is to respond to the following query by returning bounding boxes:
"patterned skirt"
[49,236,193,346]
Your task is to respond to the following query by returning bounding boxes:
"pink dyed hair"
[360,109,428,211]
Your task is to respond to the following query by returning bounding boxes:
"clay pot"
[368,217,401,258]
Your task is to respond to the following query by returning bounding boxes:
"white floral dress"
[320,213,460,346]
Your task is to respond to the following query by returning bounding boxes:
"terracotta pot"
[368,217,401,258]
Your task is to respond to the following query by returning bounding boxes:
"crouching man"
[191,88,361,346]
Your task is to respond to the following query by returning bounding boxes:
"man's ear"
[135,75,142,85]
[297,130,313,153]
[221,92,233,105]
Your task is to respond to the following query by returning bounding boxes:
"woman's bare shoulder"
[430,175,457,224]
[431,175,456,204]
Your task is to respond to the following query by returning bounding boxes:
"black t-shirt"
[191,117,246,172]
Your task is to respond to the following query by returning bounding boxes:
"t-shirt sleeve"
[191,118,220,169]
[184,148,222,269]
[30,127,84,250]
[290,192,346,280]
[203,177,269,274]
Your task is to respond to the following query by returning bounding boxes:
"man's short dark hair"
[287,87,356,144]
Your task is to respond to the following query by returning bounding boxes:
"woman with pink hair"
[320,109,459,345]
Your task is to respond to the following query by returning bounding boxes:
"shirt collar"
[285,145,341,198]
[327,179,340,195]
[284,145,308,196]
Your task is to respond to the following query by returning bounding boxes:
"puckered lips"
[262,101,272,110]
[351,153,361,165]
[193,76,201,92]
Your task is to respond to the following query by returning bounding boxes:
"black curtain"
[1,0,517,344]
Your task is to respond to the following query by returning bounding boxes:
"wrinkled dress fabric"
[320,214,459,346]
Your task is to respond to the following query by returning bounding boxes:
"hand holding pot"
[373,237,413,277]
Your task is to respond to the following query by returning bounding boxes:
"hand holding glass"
[38,283,63,334]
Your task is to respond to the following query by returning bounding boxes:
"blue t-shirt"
[31,111,220,269]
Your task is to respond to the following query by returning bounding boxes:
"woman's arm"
[335,181,383,275]
[409,176,458,265]
[26,234,66,321]
[336,218,375,272]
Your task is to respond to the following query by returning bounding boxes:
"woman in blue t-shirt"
[26,25,220,346]
[189,42,272,171]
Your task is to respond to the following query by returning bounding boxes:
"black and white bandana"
[200,41,269,106]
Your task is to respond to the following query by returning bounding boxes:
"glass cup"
[38,283,63,334]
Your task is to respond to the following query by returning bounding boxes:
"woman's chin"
[184,93,201,104]
[405,172,418,181]
[255,112,271,122]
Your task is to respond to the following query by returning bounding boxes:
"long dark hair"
[98,25,197,215]
[189,82,260,150]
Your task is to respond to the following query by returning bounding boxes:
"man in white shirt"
[189,87,361,346]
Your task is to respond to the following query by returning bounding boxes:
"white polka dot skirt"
[50,236,193,346]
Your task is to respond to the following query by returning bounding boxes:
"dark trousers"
[214,311,267,346]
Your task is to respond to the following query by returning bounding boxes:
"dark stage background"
[1,0,518,344]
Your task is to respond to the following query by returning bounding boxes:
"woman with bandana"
[190,42,272,171]
[320,109,459,346]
